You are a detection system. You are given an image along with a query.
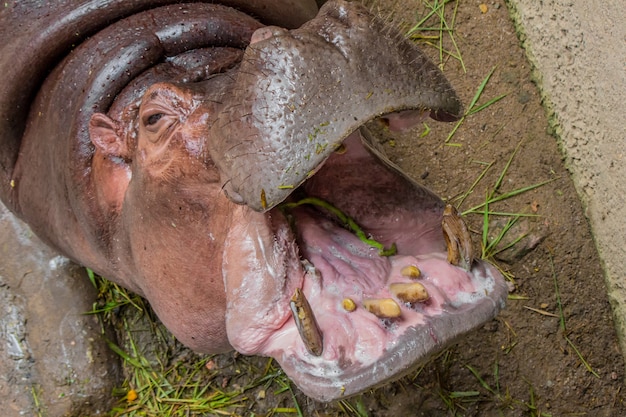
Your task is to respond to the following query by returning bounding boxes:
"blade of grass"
[550,254,600,378]
[105,337,144,369]
[446,66,507,142]
[468,94,507,115]
[482,215,524,259]
[466,365,498,397]
[338,397,370,417]
[467,211,540,217]
[463,178,557,215]
[482,190,490,257]
[455,160,494,208]
[494,361,501,394]
[469,66,498,110]
[493,140,522,194]
[86,267,97,288]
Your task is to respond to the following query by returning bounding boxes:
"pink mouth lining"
[223,131,508,401]
[259,207,499,371]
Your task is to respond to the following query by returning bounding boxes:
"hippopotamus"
[0,0,507,402]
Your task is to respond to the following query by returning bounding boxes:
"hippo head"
[83,0,506,402]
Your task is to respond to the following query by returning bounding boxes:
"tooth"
[442,204,473,270]
[363,298,402,318]
[290,288,323,356]
[342,298,357,312]
[390,282,429,303]
[260,188,267,210]
[400,265,421,279]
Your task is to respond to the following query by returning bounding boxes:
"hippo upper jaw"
[208,0,462,212]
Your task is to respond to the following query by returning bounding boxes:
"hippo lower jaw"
[222,127,508,402]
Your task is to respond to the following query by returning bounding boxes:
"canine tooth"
[290,288,323,356]
[342,298,357,312]
[390,282,429,303]
[363,298,402,318]
[400,265,421,278]
[442,204,473,271]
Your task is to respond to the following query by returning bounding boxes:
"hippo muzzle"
[0,0,507,402]
[211,2,462,210]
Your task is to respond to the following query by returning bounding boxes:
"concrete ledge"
[506,0,626,353]
[0,202,120,416]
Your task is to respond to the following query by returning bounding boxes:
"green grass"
[550,254,599,378]
[450,140,555,274]
[87,274,302,416]
[338,397,370,417]
[31,385,44,417]
[446,66,508,143]
[406,0,465,71]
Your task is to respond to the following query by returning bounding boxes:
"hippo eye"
[145,113,163,126]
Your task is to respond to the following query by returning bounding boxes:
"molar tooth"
[400,265,421,279]
[290,288,323,356]
[342,298,357,312]
[363,298,402,318]
[442,204,473,271]
[389,282,429,303]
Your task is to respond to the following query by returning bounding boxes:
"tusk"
[400,265,421,279]
[390,282,429,303]
[290,288,324,356]
[363,298,402,318]
[442,204,473,270]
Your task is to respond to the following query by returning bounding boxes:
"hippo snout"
[210,0,463,212]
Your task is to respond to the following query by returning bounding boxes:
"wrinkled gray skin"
[0,0,507,401]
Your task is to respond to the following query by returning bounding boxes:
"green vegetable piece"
[281,197,397,256]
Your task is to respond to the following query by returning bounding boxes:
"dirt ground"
[105,1,626,416]
[352,1,625,415]
[348,1,626,415]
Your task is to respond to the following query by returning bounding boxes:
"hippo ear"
[89,113,130,160]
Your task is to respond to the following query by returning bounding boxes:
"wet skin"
[0,0,507,401]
